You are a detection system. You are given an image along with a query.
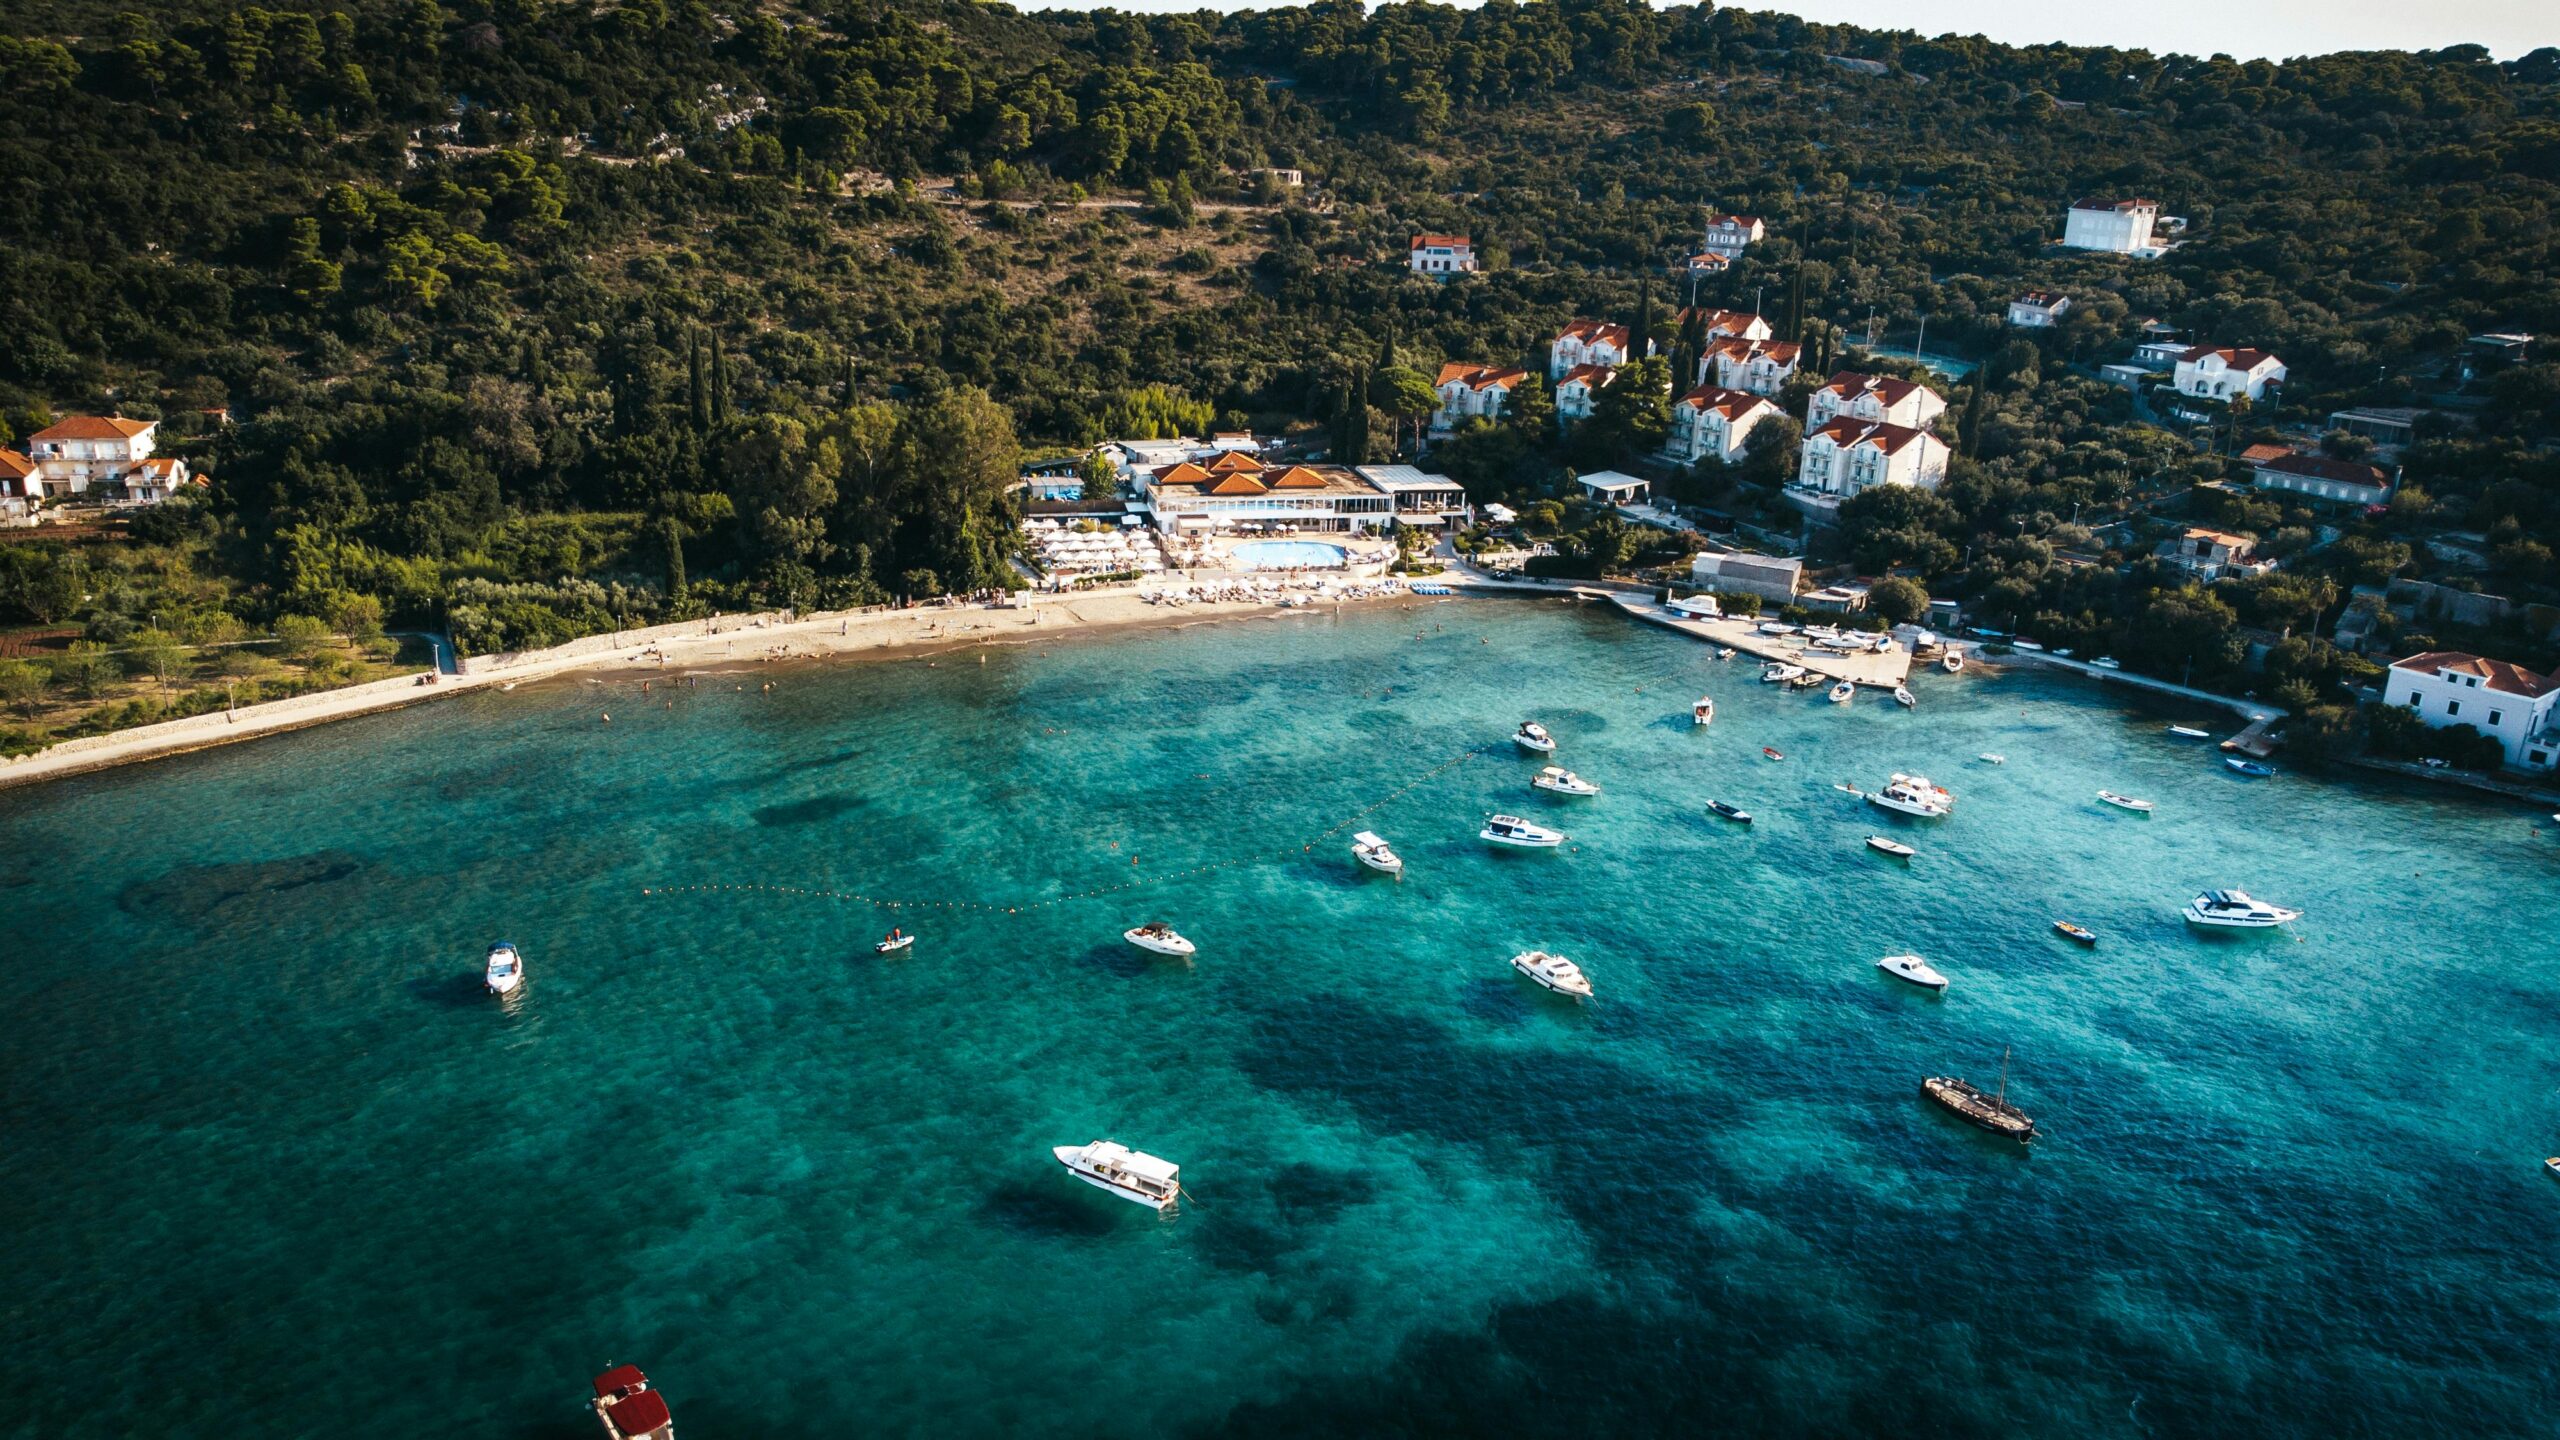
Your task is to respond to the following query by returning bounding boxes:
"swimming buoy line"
[641,743,1499,915]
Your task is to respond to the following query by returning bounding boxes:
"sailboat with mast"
[1921,1048,2036,1141]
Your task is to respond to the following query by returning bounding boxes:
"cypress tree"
[688,332,712,432]
[661,516,688,595]
[1630,289,1655,365]
[710,332,731,425]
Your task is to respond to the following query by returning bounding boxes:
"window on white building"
[2446,700,2461,716]
[2488,710,2503,727]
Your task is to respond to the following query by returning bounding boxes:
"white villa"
[1410,234,1477,277]
[1805,371,1947,432]
[2159,527,2270,581]
[2008,291,2072,328]
[1664,386,1781,466]
[1700,215,1765,257]
[26,415,162,492]
[0,449,37,525]
[1577,471,1651,506]
[1673,307,1774,344]
[1553,364,1618,429]
[1700,338,1801,395]
[2174,346,2286,403]
[1795,418,1950,504]
[1431,362,1527,435]
[1549,320,1632,377]
[2383,651,2560,771]
[2062,197,2159,253]
[1682,251,1732,278]
[2253,452,2393,507]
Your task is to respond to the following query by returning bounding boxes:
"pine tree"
[688,332,712,432]
[1377,326,1397,374]
[1630,289,1655,365]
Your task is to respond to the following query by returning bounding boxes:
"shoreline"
[0,581,1421,793]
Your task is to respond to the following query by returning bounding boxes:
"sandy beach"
[0,583,1426,792]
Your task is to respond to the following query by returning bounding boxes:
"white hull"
[1877,955,1948,990]
[1693,699,1714,726]
[1829,683,1855,704]
[2184,890,2300,928]
[1511,951,1592,998]
[1532,767,1598,796]
[487,972,522,996]
[1052,1145,1178,1212]
[2183,908,2297,929]
[1513,726,1556,753]
[1869,794,1949,819]
[1483,830,1564,847]
[1942,653,1964,673]
[484,945,524,996]
[1355,851,1402,875]
[1125,928,1196,956]
[2098,791,2155,813]
[1892,688,1915,708]
[874,935,915,953]
[1866,836,1914,858]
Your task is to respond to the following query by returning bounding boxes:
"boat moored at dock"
[1892,686,1915,709]
[484,942,524,996]
[1054,1140,1182,1211]
[1350,830,1403,876]
[1124,923,1197,956]
[1942,650,1965,673]
[1877,954,1949,990]
[592,1366,675,1440]
[1828,681,1856,705]
[1532,765,1599,797]
[1762,663,1806,684]
[1482,814,1566,847]
[2184,889,2300,928]
[1511,950,1593,998]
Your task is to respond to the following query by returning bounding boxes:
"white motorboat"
[2546,1155,2560,1181]
[1761,662,1806,684]
[484,942,524,996]
[1869,773,1954,818]
[1758,622,1798,636]
[1053,1140,1181,1212]
[873,929,915,953]
[2092,656,2123,670]
[1716,648,1737,660]
[2012,639,2046,652]
[1828,681,1855,704]
[1892,686,1915,709]
[1513,721,1557,754]
[1977,753,2006,765]
[1510,950,1593,998]
[1532,765,1599,797]
[1876,954,1949,990]
[2183,889,2301,929]
[1351,830,1404,876]
[2097,790,2154,813]
[1942,650,1965,673]
[1866,835,1915,858]
[1481,814,1565,848]
[1693,696,1714,726]
[2167,724,2213,739]
[1124,923,1197,956]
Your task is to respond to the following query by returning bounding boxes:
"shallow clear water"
[5,599,2558,1438]
[1229,539,1350,569]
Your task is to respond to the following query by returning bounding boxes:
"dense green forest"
[3,0,2559,757]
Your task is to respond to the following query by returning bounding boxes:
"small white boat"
[873,930,915,953]
[2092,656,2122,670]
[2183,889,2301,929]
[2012,639,2046,652]
[1532,765,1599,797]
[1978,753,2006,765]
[1869,773,1954,818]
[1481,814,1565,848]
[1866,836,1915,858]
[1761,663,1806,684]
[1716,648,1736,660]
[1828,681,1855,704]
[484,942,524,996]
[1706,799,1752,823]
[2167,724,2213,739]
[2097,790,2155,813]
[1124,923,1196,956]
[1942,651,1965,674]
[1876,954,1949,990]
[1053,1140,1181,1212]
[2546,1156,2560,1180]
[1513,721,1557,754]
[1351,830,1403,876]
[1511,950,1593,998]
[1892,686,1915,709]
[1693,696,1714,726]
[1758,622,1798,636]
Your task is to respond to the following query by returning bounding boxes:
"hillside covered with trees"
[4,0,2559,752]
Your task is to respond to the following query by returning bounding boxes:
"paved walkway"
[1603,594,1914,688]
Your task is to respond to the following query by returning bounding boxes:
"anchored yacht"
[1350,830,1404,876]
[591,1366,675,1440]
[1481,814,1565,848]
[1513,721,1557,754]
[2184,889,2301,929]
[1532,765,1599,797]
[1876,954,1949,990]
[1124,923,1197,956]
[1869,773,1954,818]
[1053,1140,1181,1212]
[1922,1053,2035,1141]
[484,942,524,996]
[1510,950,1593,998]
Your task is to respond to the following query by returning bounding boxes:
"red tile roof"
[2254,453,2389,489]
[30,415,154,442]
[2181,345,2279,371]
[0,448,33,480]
[1411,234,1470,249]
[1153,461,1212,486]
[1676,386,1773,420]
[1555,319,1630,351]
[1270,465,1330,489]
[1678,308,1767,338]
[2238,443,2296,463]
[1820,370,1928,407]
[2015,290,2067,307]
[1811,417,1935,455]
[1205,473,1270,496]
[1555,363,1619,392]
[2392,651,2558,699]
[1436,362,1526,391]
[1708,338,1801,367]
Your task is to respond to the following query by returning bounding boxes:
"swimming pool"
[1230,539,1349,569]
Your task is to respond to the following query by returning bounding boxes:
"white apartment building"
[2383,651,2560,771]
[1549,320,1632,378]
[2008,291,2072,327]
[2175,346,2287,403]
[1700,215,1765,257]
[1700,338,1801,396]
[1410,234,1477,277]
[1431,362,1526,435]
[1805,371,1947,432]
[2062,197,2159,253]
[1553,364,1618,429]
[1663,386,1780,466]
[2253,453,2392,507]
[26,415,160,493]
[1795,418,1950,502]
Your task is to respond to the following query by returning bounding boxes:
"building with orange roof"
[1431,361,1528,435]
[27,415,161,494]
[1144,462,1394,538]
[1806,371,1947,433]
[0,448,38,525]
[2175,346,2287,403]
[1793,417,1950,511]
[1664,386,1782,466]
[1549,320,1633,378]
[2383,651,2560,771]
[2159,527,2271,582]
[1553,364,1620,430]
[1701,338,1801,396]
[1410,235,1476,278]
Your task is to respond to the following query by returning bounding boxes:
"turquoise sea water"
[5,599,2559,1438]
